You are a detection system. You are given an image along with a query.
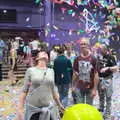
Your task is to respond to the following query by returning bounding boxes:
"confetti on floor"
[0,72,120,120]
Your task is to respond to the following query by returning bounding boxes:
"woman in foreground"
[15,50,64,120]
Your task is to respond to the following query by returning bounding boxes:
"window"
[0,9,17,23]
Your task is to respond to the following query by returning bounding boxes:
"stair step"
[2,67,27,71]
[2,65,27,67]
[2,71,25,75]
[2,74,25,78]
[3,74,25,79]
[2,64,28,68]
[2,63,28,81]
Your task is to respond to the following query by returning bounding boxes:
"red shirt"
[73,54,97,90]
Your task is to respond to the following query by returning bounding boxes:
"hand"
[71,87,75,92]
[15,105,24,120]
[91,88,97,98]
[100,67,109,73]
[59,105,65,113]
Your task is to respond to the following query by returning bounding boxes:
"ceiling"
[0,0,35,4]
[0,0,33,1]
[0,0,39,7]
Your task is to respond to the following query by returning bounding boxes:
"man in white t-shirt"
[13,39,19,50]
[50,47,58,66]
[30,39,40,57]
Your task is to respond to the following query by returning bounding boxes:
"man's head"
[101,44,108,54]
[79,37,90,51]
[57,47,64,55]
[67,46,73,53]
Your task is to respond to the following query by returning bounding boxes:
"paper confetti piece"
[53,25,59,30]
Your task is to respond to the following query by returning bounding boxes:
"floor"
[0,72,120,120]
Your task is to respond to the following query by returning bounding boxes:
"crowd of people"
[0,35,119,120]
[0,37,48,82]
[4,36,117,120]
[0,0,119,120]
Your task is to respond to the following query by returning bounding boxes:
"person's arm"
[100,65,118,72]
[91,56,99,97]
[108,66,118,72]
[14,92,27,120]
[73,57,79,78]
[93,72,99,89]
[18,92,27,110]
[73,57,79,74]
[72,58,79,89]
[91,72,99,98]
[53,92,65,113]
[101,55,118,73]
[51,69,65,112]
[16,68,31,118]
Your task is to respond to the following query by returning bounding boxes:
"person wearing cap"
[16,50,64,120]
[73,37,99,105]
[97,44,118,120]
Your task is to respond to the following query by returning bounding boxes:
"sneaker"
[98,108,104,112]
[104,114,111,120]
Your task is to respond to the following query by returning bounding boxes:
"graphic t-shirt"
[73,54,97,90]
[78,60,93,83]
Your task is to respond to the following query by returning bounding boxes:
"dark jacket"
[98,54,117,78]
[54,55,72,85]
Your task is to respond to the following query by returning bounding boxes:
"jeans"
[57,84,69,107]
[98,77,113,120]
[72,88,93,105]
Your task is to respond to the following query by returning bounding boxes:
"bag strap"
[41,68,47,83]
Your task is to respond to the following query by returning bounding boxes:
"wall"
[0,0,45,29]
[48,3,99,47]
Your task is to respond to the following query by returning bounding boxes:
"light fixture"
[3,10,7,13]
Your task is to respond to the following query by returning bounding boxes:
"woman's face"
[37,51,48,61]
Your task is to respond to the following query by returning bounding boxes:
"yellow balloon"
[62,104,103,120]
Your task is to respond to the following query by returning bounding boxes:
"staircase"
[2,64,28,80]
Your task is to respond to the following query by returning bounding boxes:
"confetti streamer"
[52,0,64,4]
[68,9,74,15]
[61,7,67,14]
[53,25,59,30]
[82,8,100,32]
[66,0,74,6]
[72,12,76,17]
[68,29,73,35]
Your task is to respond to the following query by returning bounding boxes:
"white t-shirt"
[13,41,19,50]
[30,40,40,50]
[50,50,57,61]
